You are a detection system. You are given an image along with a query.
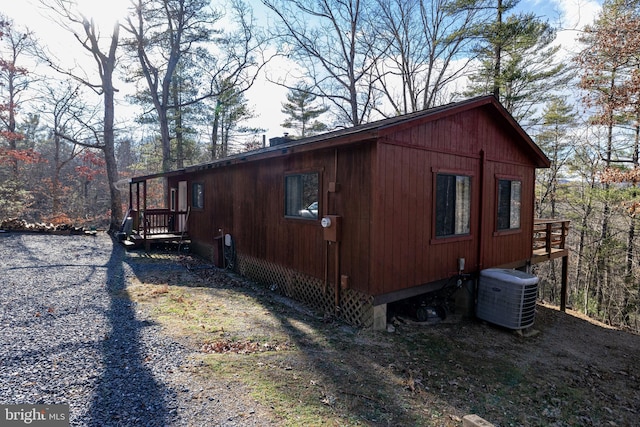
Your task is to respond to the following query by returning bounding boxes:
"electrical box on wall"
[321,215,342,242]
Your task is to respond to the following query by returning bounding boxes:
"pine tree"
[535,97,575,218]
[210,80,260,159]
[534,96,576,304]
[464,0,567,125]
[281,86,329,138]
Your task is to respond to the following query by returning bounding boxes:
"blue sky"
[1,0,603,140]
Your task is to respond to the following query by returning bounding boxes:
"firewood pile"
[0,218,86,234]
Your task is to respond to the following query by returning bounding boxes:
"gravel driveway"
[0,233,270,426]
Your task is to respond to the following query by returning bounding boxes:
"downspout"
[477,149,486,273]
[323,184,330,295]
[335,240,341,310]
[323,148,341,311]
[332,149,340,311]
[324,242,329,294]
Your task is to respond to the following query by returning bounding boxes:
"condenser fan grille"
[476,268,539,330]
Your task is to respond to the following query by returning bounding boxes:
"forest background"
[2,0,640,333]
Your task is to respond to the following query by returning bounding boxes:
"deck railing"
[130,209,188,236]
[533,218,570,311]
[533,219,570,255]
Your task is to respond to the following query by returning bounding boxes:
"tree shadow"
[125,253,440,425]
[88,239,173,426]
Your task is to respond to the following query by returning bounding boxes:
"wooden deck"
[123,232,190,250]
[531,219,570,264]
[122,209,190,251]
[497,219,570,310]
[532,218,570,311]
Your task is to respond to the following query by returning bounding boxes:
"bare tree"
[370,0,479,115]
[574,0,640,322]
[123,0,265,171]
[0,16,44,220]
[262,0,383,126]
[37,0,122,231]
[36,81,88,215]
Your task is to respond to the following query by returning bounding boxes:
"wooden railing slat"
[134,209,189,236]
[533,218,570,253]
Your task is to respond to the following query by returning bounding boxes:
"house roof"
[131,95,549,183]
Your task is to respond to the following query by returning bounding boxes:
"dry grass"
[126,254,640,426]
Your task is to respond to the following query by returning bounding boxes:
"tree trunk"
[493,0,503,99]
[596,106,615,318]
[211,100,221,160]
[7,70,19,179]
[102,76,122,232]
[575,176,594,314]
[173,80,184,169]
[98,22,122,232]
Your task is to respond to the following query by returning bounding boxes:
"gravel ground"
[0,232,273,426]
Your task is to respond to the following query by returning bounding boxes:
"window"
[170,188,177,211]
[192,182,204,209]
[497,179,521,230]
[435,174,471,237]
[285,172,319,219]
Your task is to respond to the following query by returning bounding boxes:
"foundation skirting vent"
[237,254,374,327]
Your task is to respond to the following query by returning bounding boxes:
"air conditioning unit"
[476,268,539,329]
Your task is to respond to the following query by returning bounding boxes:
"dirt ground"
[433,303,640,426]
[127,251,639,426]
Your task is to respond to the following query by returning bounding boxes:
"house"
[127,95,569,328]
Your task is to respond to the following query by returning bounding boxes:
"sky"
[1,0,603,143]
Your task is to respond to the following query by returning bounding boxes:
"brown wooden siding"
[370,143,480,296]
[331,143,373,294]
[161,100,543,303]
[175,144,374,289]
[369,106,539,298]
[478,161,535,269]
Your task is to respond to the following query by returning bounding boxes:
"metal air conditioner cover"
[476,268,539,329]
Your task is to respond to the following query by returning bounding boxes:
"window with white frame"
[435,174,471,237]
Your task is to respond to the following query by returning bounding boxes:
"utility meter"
[321,215,341,242]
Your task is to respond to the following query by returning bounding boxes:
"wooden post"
[560,254,568,312]
[545,222,552,254]
[143,181,148,251]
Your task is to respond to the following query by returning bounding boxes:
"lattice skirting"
[237,254,374,327]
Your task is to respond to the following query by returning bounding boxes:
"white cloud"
[552,0,602,56]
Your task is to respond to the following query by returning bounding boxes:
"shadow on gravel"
[88,239,171,426]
